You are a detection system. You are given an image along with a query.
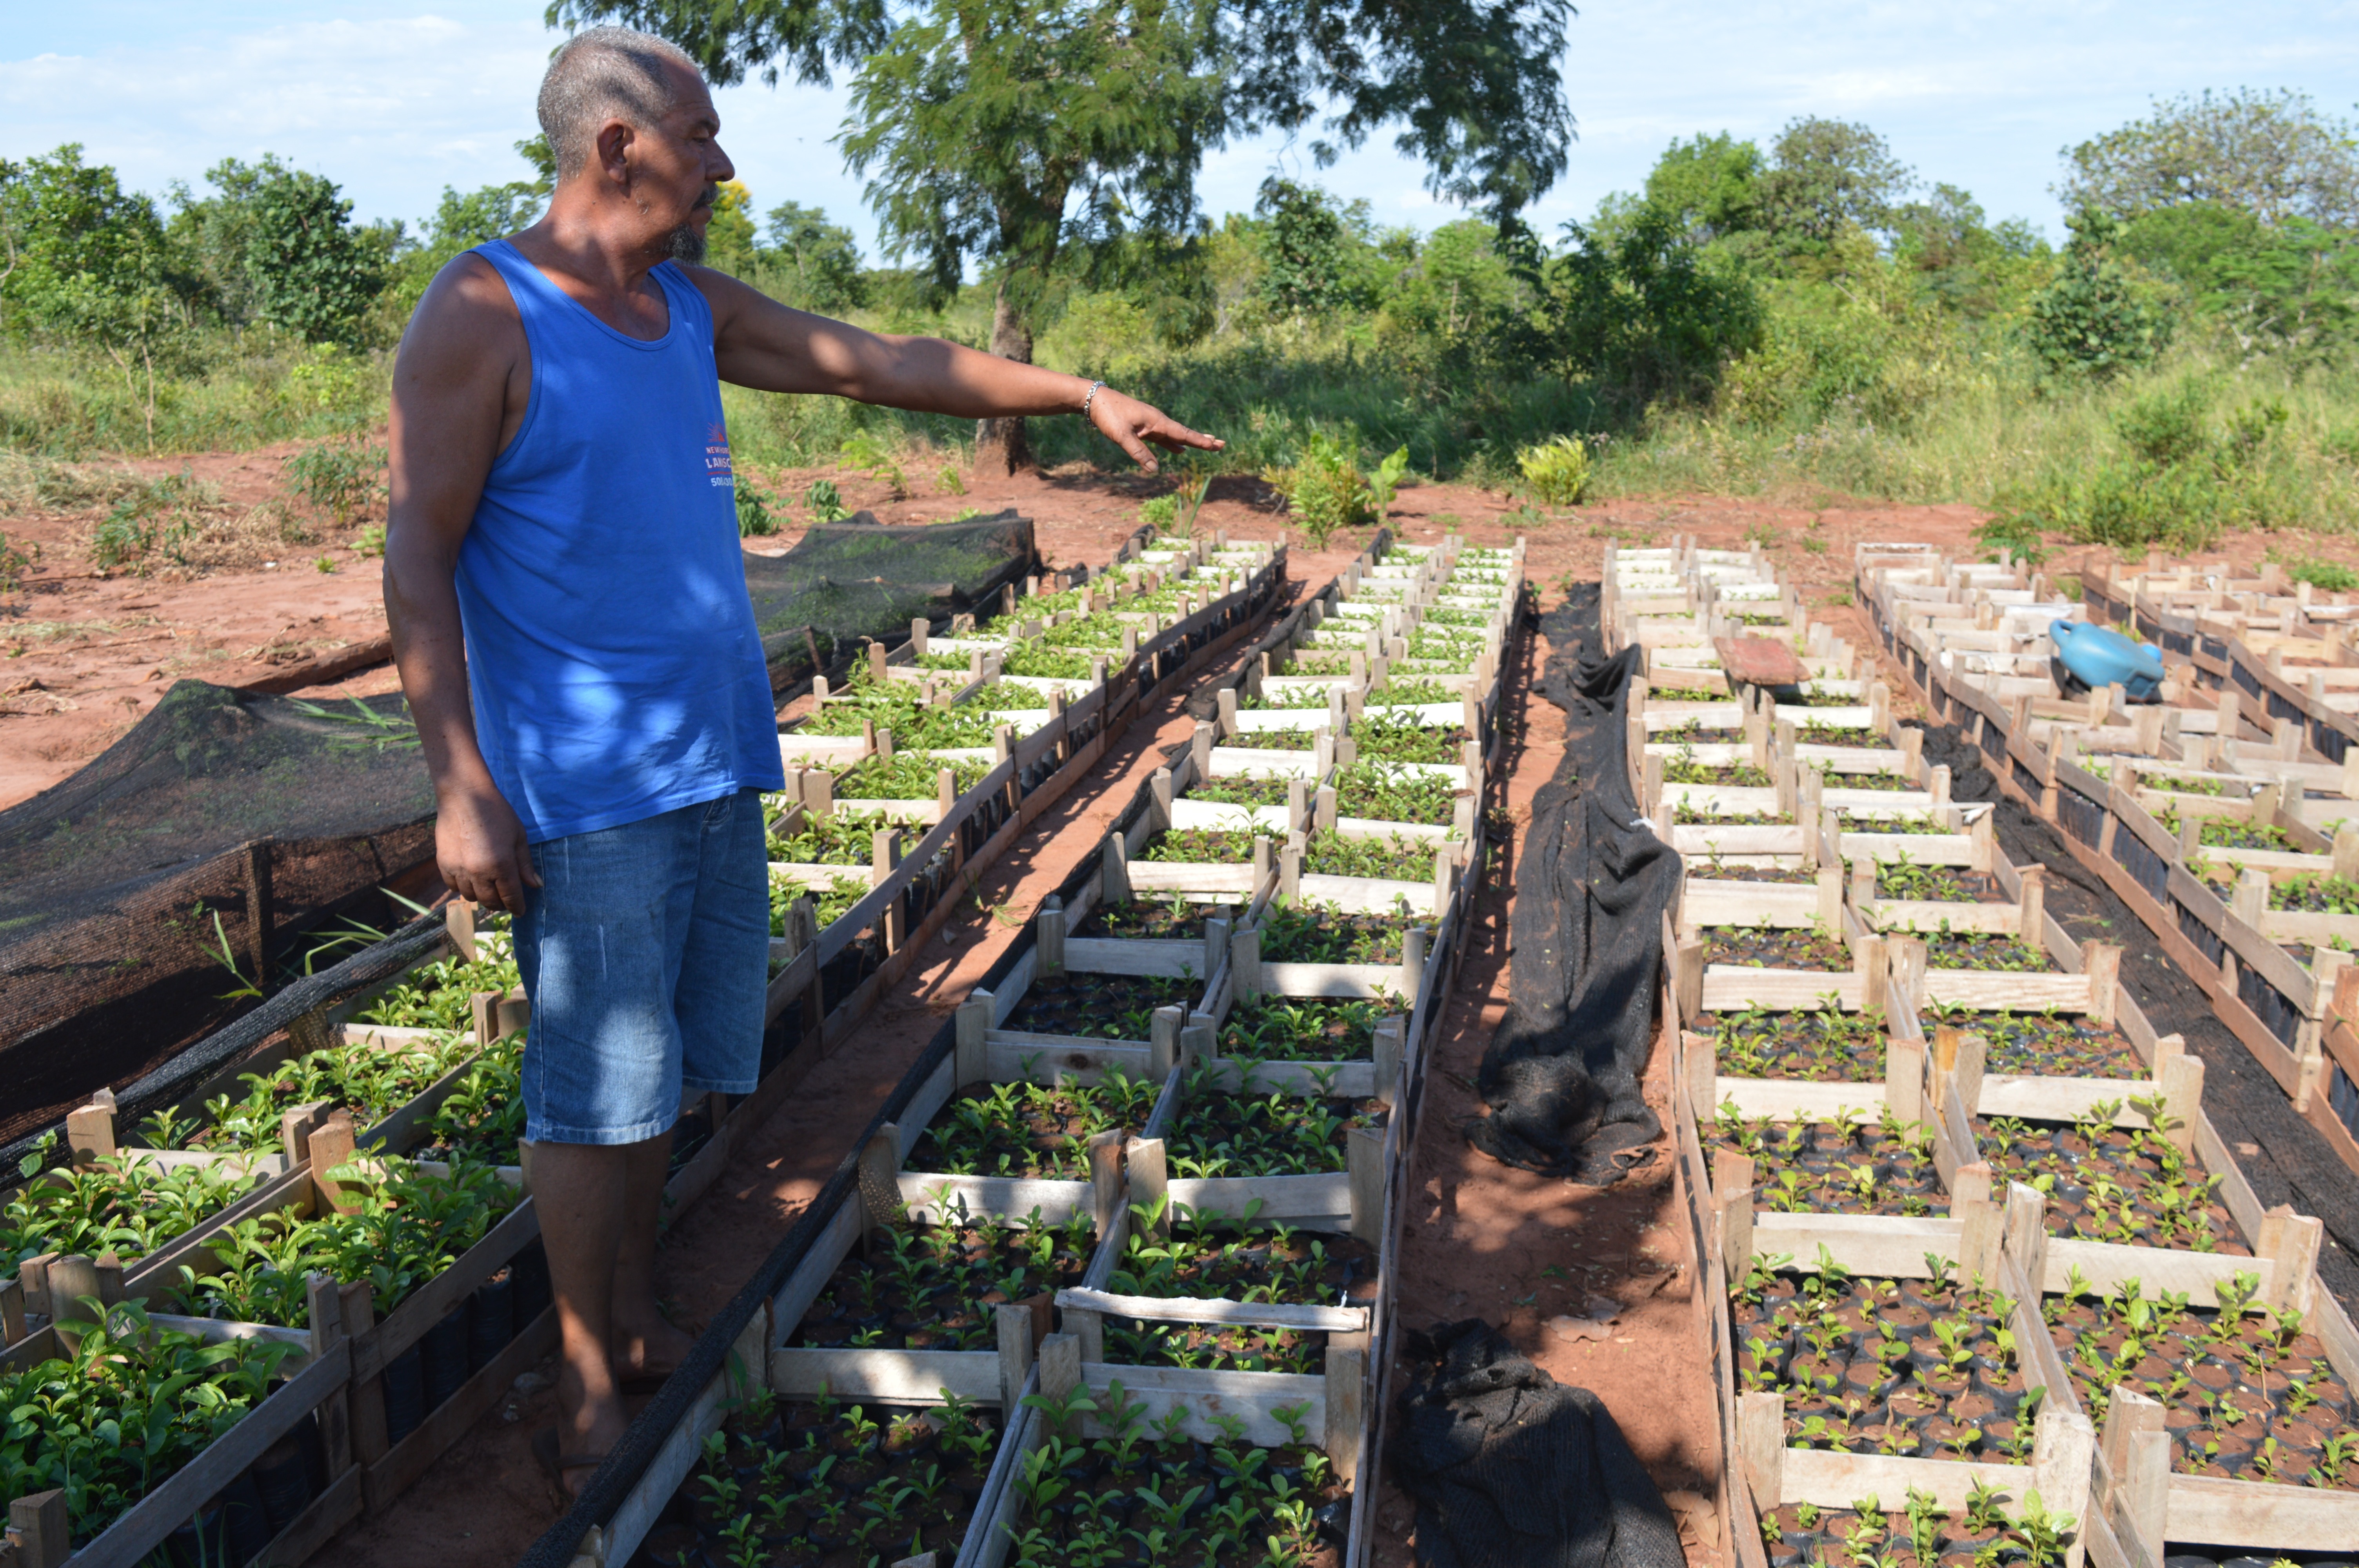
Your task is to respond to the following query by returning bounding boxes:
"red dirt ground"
[6,445,2345,812]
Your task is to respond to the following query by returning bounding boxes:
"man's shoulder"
[407,249,527,347]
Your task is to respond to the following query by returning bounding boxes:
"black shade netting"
[0,513,1035,1152]
[745,510,1038,688]
[0,680,437,1145]
[1469,588,1677,1184]
[1392,1319,1686,1568]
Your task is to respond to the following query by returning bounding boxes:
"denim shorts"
[516,787,770,1145]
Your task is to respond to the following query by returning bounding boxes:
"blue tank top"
[456,240,783,842]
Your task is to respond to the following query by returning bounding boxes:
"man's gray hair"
[538,26,703,181]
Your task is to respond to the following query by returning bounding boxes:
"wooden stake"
[1736,1394,1784,1506]
[8,1492,67,1568]
[1150,1006,1183,1078]
[1126,1136,1169,1239]
[1101,831,1130,903]
[1086,1131,1123,1240]
[309,1110,362,1215]
[1346,1126,1385,1245]
[996,1303,1036,1414]
[955,994,993,1087]
[1325,1345,1367,1483]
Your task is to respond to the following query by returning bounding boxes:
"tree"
[244,167,383,346]
[1635,132,1765,251]
[2059,88,2359,229]
[0,145,185,446]
[765,201,868,311]
[548,0,1578,472]
[1535,207,1763,413]
[1254,177,1359,318]
[2121,201,2359,352]
[2023,209,2168,379]
[1758,117,1915,260]
[703,179,760,275]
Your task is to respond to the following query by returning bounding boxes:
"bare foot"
[609,1303,695,1382]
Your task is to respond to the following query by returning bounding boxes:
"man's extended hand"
[1084,386,1223,476]
[436,779,543,915]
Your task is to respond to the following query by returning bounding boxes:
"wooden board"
[1054,1288,1368,1334]
[1779,1447,2031,1512]
[1713,639,1813,687]
[769,1346,1001,1406]
[2163,1472,2359,1551]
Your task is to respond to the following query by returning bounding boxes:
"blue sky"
[7,2,2358,258]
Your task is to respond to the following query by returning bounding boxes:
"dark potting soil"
[1074,893,1242,943]
[1867,866,2006,904]
[1673,808,1788,827]
[637,1392,1003,1568]
[1700,1007,1888,1081]
[1690,864,1822,886]
[2045,1281,2359,1483]
[1169,1076,1385,1179]
[1001,1403,1345,1568]
[1664,763,1772,788]
[1921,1010,2146,1078]
[2274,872,2359,915]
[1219,996,1389,1064]
[1254,899,1421,965]
[1103,1221,1378,1374]
[1702,926,1852,971]
[1814,767,1916,792]
[1301,830,1439,882]
[1976,1115,2248,1253]
[1920,933,2055,972]
[1706,1116,1945,1218]
[789,1218,1097,1353]
[1732,1271,2033,1463]
[1001,972,1203,1040]
[1756,1497,2052,1568]
[1140,828,1262,865]
[907,1071,1165,1180]
[2155,809,2300,853]
[1188,775,1294,807]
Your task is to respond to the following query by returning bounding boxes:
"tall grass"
[11,295,2359,551]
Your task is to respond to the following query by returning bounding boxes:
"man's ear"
[595,120,636,186]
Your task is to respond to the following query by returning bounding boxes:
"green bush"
[2278,555,2359,591]
[804,478,851,523]
[1261,431,1372,548]
[736,479,780,537]
[1517,435,1590,505]
[1138,494,1180,532]
[282,439,383,526]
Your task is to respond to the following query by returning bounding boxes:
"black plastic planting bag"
[1392,1319,1685,1568]
[1469,589,1676,1183]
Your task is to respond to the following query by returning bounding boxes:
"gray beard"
[662,222,706,264]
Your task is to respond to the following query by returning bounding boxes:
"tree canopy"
[547,0,1578,467]
[2058,88,2359,229]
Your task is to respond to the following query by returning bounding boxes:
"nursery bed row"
[536,533,1528,1568]
[1618,539,2359,1568]
[0,523,1289,1568]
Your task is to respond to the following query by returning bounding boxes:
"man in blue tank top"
[382,24,1219,1501]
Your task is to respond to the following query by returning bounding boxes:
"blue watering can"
[2050,617,2167,702]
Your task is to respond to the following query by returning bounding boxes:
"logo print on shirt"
[705,422,734,488]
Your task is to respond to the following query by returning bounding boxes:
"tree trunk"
[974,281,1035,478]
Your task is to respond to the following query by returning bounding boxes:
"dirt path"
[1369,590,1726,1568]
